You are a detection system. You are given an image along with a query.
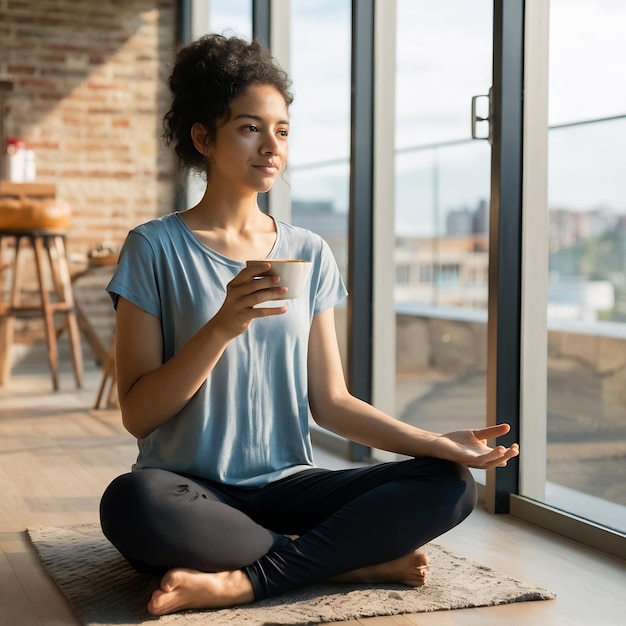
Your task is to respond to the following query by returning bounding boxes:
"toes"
[159,570,179,593]
[148,591,167,616]
[414,551,429,569]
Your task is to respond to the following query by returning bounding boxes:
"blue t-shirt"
[107,212,347,486]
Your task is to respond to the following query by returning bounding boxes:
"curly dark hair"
[163,34,293,174]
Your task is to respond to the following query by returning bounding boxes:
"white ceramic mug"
[247,259,312,299]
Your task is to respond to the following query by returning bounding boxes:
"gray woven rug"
[27,524,554,625]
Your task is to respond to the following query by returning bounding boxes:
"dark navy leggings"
[100,457,476,600]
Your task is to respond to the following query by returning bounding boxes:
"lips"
[254,163,279,174]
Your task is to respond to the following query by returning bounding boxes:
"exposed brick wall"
[0,0,179,364]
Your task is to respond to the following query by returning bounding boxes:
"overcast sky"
[203,0,625,233]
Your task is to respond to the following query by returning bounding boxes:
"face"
[192,84,290,194]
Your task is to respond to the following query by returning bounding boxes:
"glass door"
[288,0,352,371]
[186,0,253,208]
[534,0,626,534]
[394,0,493,481]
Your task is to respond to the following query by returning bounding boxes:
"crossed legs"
[100,458,476,615]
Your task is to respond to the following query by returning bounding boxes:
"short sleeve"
[106,230,162,319]
[312,236,348,316]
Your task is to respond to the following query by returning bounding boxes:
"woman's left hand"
[429,423,519,469]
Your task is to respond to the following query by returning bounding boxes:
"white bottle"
[5,139,26,182]
[24,149,36,181]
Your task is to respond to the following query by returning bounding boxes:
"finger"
[248,275,283,295]
[495,446,519,462]
[232,262,272,285]
[496,453,517,467]
[246,285,288,308]
[244,260,271,278]
[229,274,281,303]
[481,446,520,469]
[472,423,511,441]
[473,445,508,464]
[471,443,519,466]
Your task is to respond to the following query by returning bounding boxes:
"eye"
[243,124,259,132]
[278,129,289,137]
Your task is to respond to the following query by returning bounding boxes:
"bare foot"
[330,550,429,587]
[147,568,255,616]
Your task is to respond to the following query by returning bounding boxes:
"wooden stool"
[0,229,83,390]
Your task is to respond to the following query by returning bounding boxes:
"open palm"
[430,423,519,469]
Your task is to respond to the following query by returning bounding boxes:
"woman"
[100,33,519,616]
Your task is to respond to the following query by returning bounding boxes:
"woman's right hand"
[210,262,288,340]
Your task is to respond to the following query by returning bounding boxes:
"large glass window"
[288,0,351,367]
[201,0,252,38]
[186,1,253,208]
[542,0,626,533]
[394,1,492,473]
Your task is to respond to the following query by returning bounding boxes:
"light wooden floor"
[1,363,625,626]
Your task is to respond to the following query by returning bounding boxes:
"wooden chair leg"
[33,235,59,390]
[0,237,21,384]
[0,316,13,385]
[49,235,83,388]
[106,372,118,408]
[94,333,116,409]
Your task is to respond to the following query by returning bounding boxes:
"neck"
[180,183,277,261]
[183,183,274,235]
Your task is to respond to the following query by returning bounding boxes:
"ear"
[191,123,210,156]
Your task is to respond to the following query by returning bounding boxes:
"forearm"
[311,393,441,458]
[312,393,519,469]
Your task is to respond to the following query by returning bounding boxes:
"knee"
[415,458,477,524]
[452,462,478,519]
[99,469,170,558]
[99,472,145,548]
[99,471,166,572]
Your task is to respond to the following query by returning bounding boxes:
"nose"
[260,131,280,155]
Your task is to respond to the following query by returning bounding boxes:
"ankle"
[226,569,255,604]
